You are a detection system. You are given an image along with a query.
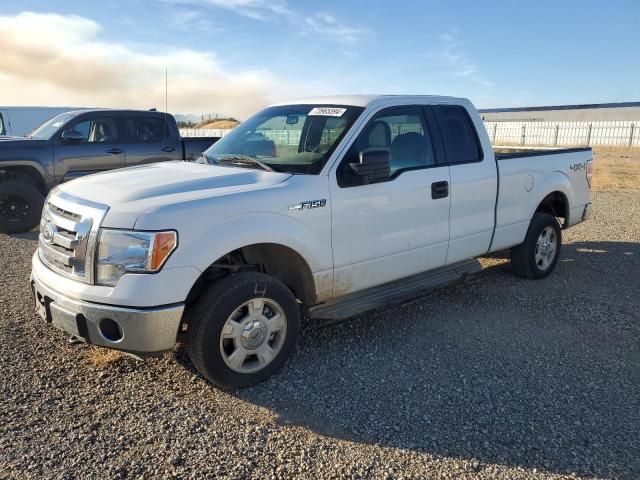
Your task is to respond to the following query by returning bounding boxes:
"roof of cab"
[56,108,169,117]
[271,94,470,109]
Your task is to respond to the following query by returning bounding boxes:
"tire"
[510,212,562,279]
[185,272,300,390]
[0,180,44,234]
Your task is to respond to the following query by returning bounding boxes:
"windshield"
[201,104,364,174]
[28,112,79,140]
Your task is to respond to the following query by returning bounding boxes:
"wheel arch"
[0,163,48,195]
[534,190,570,228]
[185,242,318,309]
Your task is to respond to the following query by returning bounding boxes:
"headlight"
[96,229,177,286]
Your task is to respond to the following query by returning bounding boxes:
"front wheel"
[510,212,562,279]
[0,180,44,234]
[185,272,300,389]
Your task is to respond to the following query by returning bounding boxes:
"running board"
[307,259,482,320]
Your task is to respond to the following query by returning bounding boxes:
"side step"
[307,259,482,320]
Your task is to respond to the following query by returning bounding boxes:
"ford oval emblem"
[42,222,56,243]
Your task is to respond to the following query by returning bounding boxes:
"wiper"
[215,155,277,172]
[189,152,207,163]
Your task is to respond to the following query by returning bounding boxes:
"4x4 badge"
[288,199,327,211]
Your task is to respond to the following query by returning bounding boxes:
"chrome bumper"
[30,269,184,354]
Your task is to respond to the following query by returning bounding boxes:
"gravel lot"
[1,190,639,480]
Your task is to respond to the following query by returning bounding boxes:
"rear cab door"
[53,112,126,182]
[431,102,498,264]
[123,113,181,166]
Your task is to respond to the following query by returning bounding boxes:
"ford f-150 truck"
[30,95,593,389]
[0,109,218,233]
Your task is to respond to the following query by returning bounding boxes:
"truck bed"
[490,146,592,252]
[181,136,219,161]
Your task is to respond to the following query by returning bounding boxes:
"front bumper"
[31,268,184,354]
[582,202,593,221]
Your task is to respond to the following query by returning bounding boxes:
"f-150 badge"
[288,199,327,211]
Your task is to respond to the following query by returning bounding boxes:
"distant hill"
[196,118,240,129]
[173,113,237,127]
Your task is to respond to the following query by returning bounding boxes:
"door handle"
[161,146,176,153]
[106,148,123,155]
[431,181,449,199]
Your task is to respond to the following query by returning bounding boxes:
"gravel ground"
[1,191,639,480]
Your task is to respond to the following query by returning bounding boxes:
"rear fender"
[528,170,573,223]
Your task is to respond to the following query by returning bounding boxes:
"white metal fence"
[182,120,640,149]
[180,128,234,138]
[484,120,640,148]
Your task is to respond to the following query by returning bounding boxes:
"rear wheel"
[185,272,300,389]
[0,180,44,234]
[510,212,562,279]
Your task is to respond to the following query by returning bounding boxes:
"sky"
[0,0,639,119]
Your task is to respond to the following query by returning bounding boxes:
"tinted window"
[339,106,435,184]
[125,117,169,143]
[67,117,119,143]
[434,105,482,163]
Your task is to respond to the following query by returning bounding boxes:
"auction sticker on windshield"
[308,107,347,117]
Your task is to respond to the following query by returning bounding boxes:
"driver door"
[53,113,125,182]
[329,105,451,295]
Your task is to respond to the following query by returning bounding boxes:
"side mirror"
[348,148,391,185]
[60,129,84,143]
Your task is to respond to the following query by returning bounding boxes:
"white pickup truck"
[30,95,593,388]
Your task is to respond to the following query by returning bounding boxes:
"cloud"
[169,10,218,32]
[304,13,368,47]
[439,30,493,88]
[0,11,303,118]
[159,0,367,47]
[158,0,292,21]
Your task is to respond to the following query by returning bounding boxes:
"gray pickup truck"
[0,109,218,233]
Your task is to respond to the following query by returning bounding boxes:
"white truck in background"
[30,95,593,389]
[0,107,84,137]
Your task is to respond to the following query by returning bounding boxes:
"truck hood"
[0,136,26,141]
[55,161,292,228]
[0,136,47,145]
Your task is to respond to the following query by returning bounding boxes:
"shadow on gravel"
[229,240,640,479]
[5,229,39,242]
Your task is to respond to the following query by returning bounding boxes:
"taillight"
[586,159,593,188]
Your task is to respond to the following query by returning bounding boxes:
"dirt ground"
[590,147,640,191]
[1,147,639,480]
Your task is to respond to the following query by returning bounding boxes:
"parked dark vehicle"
[0,109,218,233]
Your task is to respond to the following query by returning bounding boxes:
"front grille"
[38,192,109,284]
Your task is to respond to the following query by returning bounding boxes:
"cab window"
[66,117,119,144]
[125,117,170,143]
[338,106,436,186]
[434,105,482,163]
